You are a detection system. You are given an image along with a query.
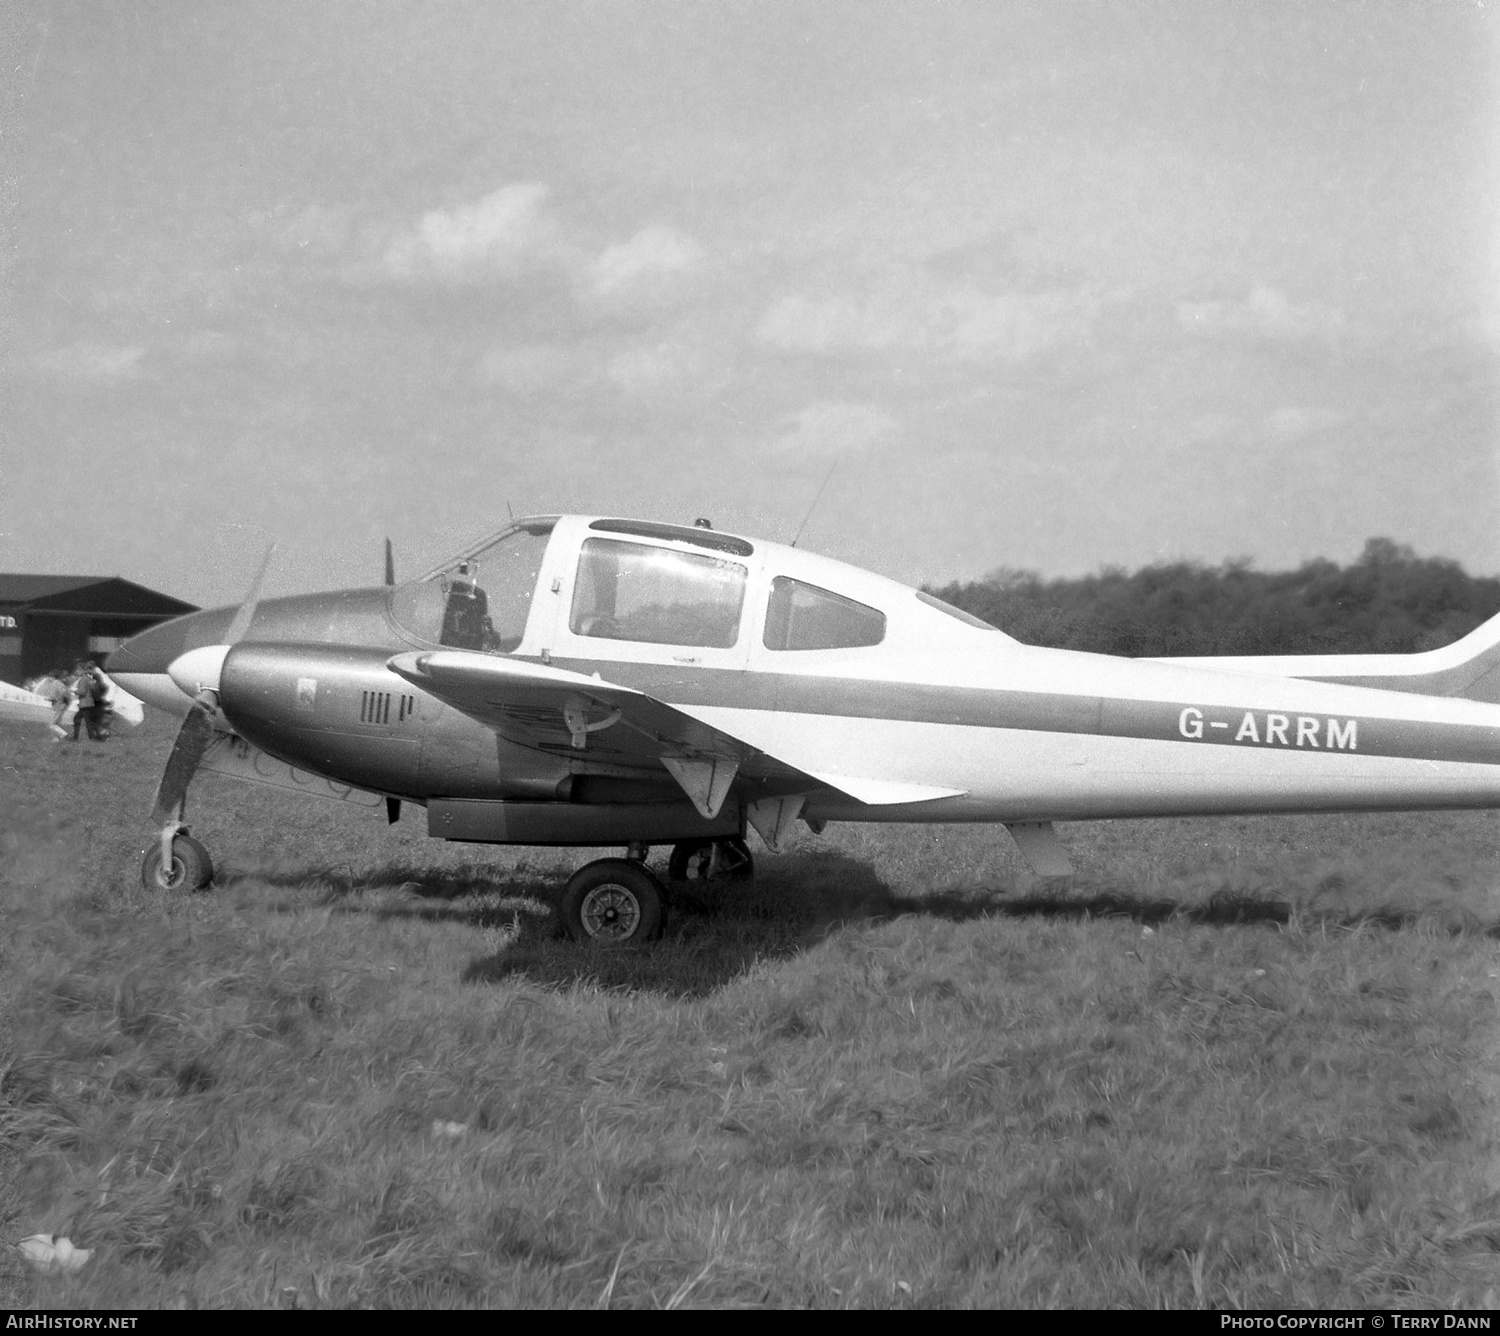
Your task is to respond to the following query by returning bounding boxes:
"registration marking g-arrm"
[1179,707,1358,751]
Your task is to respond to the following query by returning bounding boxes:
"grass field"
[3,717,1500,1308]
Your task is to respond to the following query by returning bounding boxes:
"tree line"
[926,538,1500,658]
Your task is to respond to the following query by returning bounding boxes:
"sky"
[2,1,1498,607]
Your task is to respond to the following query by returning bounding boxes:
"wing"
[96,672,146,726]
[0,682,57,727]
[387,650,964,819]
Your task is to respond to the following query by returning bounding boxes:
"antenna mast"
[791,460,839,548]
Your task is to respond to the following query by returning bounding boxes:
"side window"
[764,577,886,651]
[570,539,747,649]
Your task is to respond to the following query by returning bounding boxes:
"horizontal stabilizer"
[1161,604,1500,704]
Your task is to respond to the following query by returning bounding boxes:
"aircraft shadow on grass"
[220,849,1486,999]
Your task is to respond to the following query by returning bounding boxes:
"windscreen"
[389,522,554,651]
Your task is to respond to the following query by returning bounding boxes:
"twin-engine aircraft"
[85,513,1500,944]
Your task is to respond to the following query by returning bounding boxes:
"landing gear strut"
[141,831,215,892]
[559,858,667,945]
[668,836,754,886]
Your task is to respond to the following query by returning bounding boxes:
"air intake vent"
[361,691,417,725]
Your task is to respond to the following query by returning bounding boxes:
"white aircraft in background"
[0,673,144,733]
[0,679,57,726]
[22,512,1500,945]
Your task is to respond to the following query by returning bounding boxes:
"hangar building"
[0,575,197,686]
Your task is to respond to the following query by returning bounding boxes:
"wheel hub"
[581,883,641,940]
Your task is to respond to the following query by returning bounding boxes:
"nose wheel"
[141,832,215,892]
[559,858,666,945]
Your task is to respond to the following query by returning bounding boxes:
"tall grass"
[2,723,1499,1307]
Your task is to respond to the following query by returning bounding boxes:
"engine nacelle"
[219,642,429,797]
[218,643,614,805]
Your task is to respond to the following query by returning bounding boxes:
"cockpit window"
[570,538,746,648]
[389,522,553,651]
[764,577,886,651]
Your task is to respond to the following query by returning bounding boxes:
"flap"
[802,771,968,806]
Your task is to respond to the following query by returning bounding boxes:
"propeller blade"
[384,537,395,587]
[223,542,276,645]
[148,543,274,832]
[150,702,217,825]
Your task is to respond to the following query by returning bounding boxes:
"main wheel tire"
[141,834,214,892]
[560,859,666,945]
[668,837,755,886]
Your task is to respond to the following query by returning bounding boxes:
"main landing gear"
[557,838,757,946]
[667,836,754,886]
[560,859,666,944]
[140,826,756,948]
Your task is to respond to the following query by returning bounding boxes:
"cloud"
[30,342,146,383]
[606,341,697,397]
[475,336,712,404]
[474,342,588,396]
[275,186,712,328]
[589,226,703,300]
[1266,406,1342,440]
[771,401,898,457]
[1181,413,1244,445]
[1176,284,1344,341]
[754,272,1099,364]
[379,183,562,284]
[265,203,354,259]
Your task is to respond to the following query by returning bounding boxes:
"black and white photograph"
[2,0,1499,1311]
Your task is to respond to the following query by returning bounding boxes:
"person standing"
[33,669,71,742]
[87,662,115,741]
[70,662,94,741]
[70,661,113,742]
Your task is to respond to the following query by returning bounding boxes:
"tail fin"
[1410,612,1500,701]
[1161,608,1500,702]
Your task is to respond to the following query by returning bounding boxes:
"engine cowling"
[216,642,574,801]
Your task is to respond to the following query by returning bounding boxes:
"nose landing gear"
[140,830,215,892]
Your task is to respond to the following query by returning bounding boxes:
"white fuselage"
[679,640,1500,823]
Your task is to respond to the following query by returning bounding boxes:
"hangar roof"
[0,575,197,618]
